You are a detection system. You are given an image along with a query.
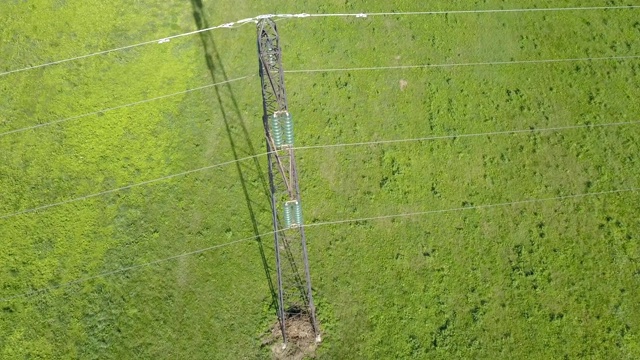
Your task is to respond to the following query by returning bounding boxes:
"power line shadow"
[190,0,276,308]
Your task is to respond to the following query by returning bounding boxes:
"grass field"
[1,0,639,358]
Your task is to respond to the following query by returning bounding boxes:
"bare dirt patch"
[263,314,319,360]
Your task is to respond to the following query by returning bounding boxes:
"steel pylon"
[256,18,319,345]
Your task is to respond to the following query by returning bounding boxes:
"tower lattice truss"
[257,18,320,344]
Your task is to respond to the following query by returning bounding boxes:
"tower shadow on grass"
[189,0,277,309]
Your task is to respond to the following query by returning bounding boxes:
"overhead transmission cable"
[1,119,638,222]
[1,3,638,304]
[0,152,270,221]
[0,75,254,137]
[0,235,263,303]
[2,54,638,138]
[295,120,640,150]
[284,55,640,74]
[305,188,640,228]
[1,186,637,303]
[1,5,638,77]
[0,19,255,77]
[297,5,640,17]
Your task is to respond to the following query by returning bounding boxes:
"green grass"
[1,0,639,358]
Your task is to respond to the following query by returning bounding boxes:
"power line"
[298,5,640,18]
[284,55,640,74]
[0,235,263,303]
[2,5,637,77]
[1,118,637,222]
[0,75,253,138]
[3,55,637,138]
[2,186,636,303]
[1,3,637,306]
[305,187,639,228]
[0,19,256,78]
[295,120,640,150]
[0,152,270,221]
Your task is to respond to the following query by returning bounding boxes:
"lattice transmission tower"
[256,18,320,345]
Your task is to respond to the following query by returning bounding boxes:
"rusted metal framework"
[257,18,319,345]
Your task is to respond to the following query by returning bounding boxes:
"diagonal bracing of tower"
[256,18,320,345]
